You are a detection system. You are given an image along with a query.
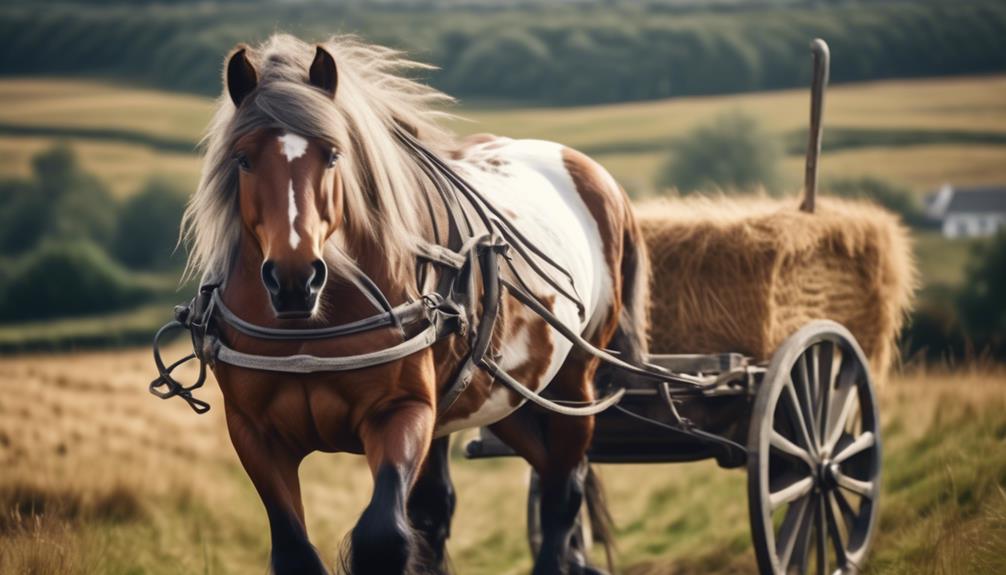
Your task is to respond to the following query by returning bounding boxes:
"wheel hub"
[818,458,839,490]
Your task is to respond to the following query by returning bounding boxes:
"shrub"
[657,111,781,195]
[901,298,969,363]
[0,241,154,322]
[957,230,1006,359]
[36,145,118,247]
[113,178,187,270]
[0,179,46,255]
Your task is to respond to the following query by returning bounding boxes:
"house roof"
[942,186,1006,215]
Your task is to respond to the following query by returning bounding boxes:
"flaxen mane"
[181,34,457,289]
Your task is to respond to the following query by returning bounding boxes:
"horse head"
[226,46,342,318]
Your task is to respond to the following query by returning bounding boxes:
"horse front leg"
[407,435,456,573]
[349,400,434,575]
[225,407,328,575]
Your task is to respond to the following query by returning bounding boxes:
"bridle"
[150,128,708,421]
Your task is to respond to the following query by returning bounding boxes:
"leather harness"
[150,128,704,420]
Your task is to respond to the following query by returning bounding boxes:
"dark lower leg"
[534,460,589,575]
[268,507,329,575]
[350,464,414,574]
[407,436,456,572]
[349,401,434,575]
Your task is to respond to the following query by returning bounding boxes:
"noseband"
[150,129,703,419]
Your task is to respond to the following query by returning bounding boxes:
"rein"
[150,129,703,419]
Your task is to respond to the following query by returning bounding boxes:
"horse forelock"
[181,33,457,295]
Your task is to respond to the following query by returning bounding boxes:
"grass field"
[0,347,1004,574]
[0,75,1004,197]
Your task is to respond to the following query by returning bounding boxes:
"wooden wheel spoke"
[776,494,812,567]
[789,498,816,573]
[783,379,817,453]
[771,429,816,468]
[809,345,821,408]
[794,354,820,448]
[833,431,875,464]
[823,493,849,568]
[771,475,815,511]
[834,469,875,499]
[831,490,858,537]
[825,378,859,453]
[817,341,835,439]
[815,496,828,575]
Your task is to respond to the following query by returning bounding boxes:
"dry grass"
[453,76,1006,148]
[0,75,1004,198]
[781,144,1006,193]
[0,78,210,142]
[1,346,1004,574]
[0,137,200,198]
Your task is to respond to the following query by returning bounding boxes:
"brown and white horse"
[182,34,650,575]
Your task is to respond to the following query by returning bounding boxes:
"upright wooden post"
[802,39,830,214]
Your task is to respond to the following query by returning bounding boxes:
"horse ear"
[226,46,257,108]
[309,45,338,99]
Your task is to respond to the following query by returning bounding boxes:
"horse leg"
[407,435,456,573]
[349,400,434,575]
[492,359,609,575]
[534,413,597,575]
[225,408,327,575]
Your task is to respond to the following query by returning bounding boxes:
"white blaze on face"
[278,132,308,162]
[278,133,309,250]
[287,181,301,250]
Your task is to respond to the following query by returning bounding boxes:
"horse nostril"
[261,260,281,295]
[308,259,328,292]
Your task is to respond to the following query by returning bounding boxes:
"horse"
[180,34,651,575]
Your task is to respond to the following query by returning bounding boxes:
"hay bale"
[639,195,916,377]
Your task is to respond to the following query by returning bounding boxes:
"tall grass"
[0,347,1003,574]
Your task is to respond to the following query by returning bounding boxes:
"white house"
[926,184,1006,238]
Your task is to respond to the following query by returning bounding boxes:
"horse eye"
[235,152,252,172]
[326,149,341,168]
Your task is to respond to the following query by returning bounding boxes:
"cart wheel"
[748,320,881,575]
[527,469,593,559]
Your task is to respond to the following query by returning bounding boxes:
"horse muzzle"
[261,259,327,319]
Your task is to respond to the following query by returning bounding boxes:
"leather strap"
[212,322,440,374]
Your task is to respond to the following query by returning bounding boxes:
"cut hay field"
[0,75,1004,197]
[1,347,1004,574]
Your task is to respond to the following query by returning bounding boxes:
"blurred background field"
[1,0,1004,573]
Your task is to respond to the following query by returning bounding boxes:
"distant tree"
[957,230,1006,359]
[113,178,187,270]
[658,111,781,195]
[449,30,552,99]
[0,144,117,255]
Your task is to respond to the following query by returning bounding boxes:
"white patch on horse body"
[287,180,300,249]
[278,132,308,162]
[433,139,615,436]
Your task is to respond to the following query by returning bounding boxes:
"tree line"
[1,0,1003,105]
